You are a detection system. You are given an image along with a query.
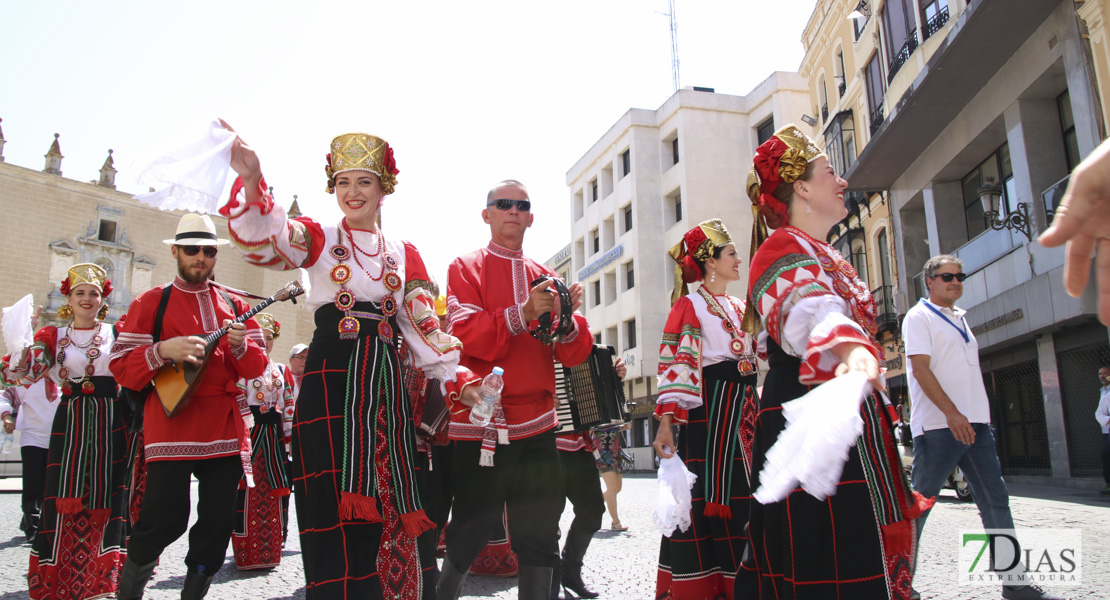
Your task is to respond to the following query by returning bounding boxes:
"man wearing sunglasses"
[112,213,268,599]
[439,180,594,600]
[903,255,1063,600]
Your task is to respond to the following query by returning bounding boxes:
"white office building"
[564,73,810,450]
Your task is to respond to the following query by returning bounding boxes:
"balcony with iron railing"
[822,103,829,123]
[838,80,847,98]
[872,285,899,335]
[869,104,885,136]
[1041,174,1067,227]
[887,31,920,84]
[922,5,951,41]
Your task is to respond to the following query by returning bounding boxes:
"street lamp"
[978,176,1031,240]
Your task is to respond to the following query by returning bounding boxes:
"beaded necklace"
[329,221,402,341]
[56,323,103,395]
[697,287,757,375]
[784,226,878,335]
[252,362,284,412]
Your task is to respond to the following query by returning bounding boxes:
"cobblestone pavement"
[0,474,1106,599]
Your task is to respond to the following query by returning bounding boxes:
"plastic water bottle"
[1,432,13,455]
[470,367,505,427]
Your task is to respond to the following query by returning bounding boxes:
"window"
[961,144,1014,239]
[623,205,633,232]
[864,53,885,134]
[921,0,949,40]
[621,150,631,178]
[756,117,775,146]
[591,179,598,203]
[674,193,683,222]
[591,229,600,254]
[835,49,847,98]
[626,318,637,349]
[824,112,857,176]
[594,333,602,344]
[672,138,680,165]
[877,227,893,289]
[97,219,117,243]
[1059,90,1080,171]
[604,272,617,305]
[819,75,829,122]
[625,261,635,290]
[593,280,601,307]
[601,164,614,198]
[883,0,918,82]
[573,190,584,221]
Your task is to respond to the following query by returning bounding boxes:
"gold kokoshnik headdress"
[667,218,733,306]
[740,124,826,334]
[255,313,280,338]
[60,263,112,297]
[325,133,400,195]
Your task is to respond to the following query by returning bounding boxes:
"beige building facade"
[0,130,315,362]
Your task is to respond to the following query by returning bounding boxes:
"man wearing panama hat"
[111,213,268,599]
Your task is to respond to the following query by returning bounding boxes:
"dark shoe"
[117,557,158,600]
[518,566,553,600]
[909,587,921,600]
[436,556,469,600]
[181,565,215,600]
[1001,584,1067,600]
[550,559,562,600]
[561,531,599,599]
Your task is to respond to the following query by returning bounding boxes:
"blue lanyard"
[921,300,969,344]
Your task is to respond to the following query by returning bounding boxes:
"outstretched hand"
[1039,137,1110,325]
[218,119,262,185]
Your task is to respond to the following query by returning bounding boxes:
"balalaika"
[153,281,304,418]
[554,345,629,433]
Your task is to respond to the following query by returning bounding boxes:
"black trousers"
[1103,433,1110,484]
[20,445,48,531]
[127,456,242,573]
[446,431,562,568]
[558,448,604,539]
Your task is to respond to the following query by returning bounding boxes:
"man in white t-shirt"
[904,255,1063,600]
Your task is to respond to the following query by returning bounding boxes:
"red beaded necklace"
[341,220,386,282]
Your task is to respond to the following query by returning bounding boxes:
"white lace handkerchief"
[133,120,236,214]
[2,294,34,361]
[653,453,698,537]
[754,371,872,504]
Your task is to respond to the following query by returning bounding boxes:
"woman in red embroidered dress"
[652,219,760,600]
[217,124,481,599]
[230,313,294,570]
[1,264,128,600]
[734,125,927,600]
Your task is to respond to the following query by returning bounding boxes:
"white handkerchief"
[2,294,35,360]
[653,453,698,537]
[133,120,236,214]
[754,371,872,504]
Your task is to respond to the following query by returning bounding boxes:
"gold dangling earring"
[57,304,73,320]
[97,305,108,320]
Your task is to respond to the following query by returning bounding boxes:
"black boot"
[560,531,599,599]
[550,557,562,600]
[436,556,469,600]
[117,557,158,600]
[181,565,214,600]
[518,566,553,600]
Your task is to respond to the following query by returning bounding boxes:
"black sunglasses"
[487,198,532,211]
[179,245,218,258]
[930,272,967,282]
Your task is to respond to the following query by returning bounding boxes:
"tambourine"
[530,276,573,344]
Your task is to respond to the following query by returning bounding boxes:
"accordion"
[554,345,629,434]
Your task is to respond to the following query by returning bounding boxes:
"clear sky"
[1,0,816,285]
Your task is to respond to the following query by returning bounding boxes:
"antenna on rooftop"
[667,0,680,92]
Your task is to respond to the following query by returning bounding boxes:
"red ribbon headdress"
[667,219,734,306]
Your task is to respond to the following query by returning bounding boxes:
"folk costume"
[0,379,60,544]
[220,133,477,600]
[440,241,593,596]
[593,425,624,474]
[230,313,294,571]
[654,221,760,600]
[0,264,128,600]
[735,125,926,600]
[111,214,269,599]
[554,430,605,599]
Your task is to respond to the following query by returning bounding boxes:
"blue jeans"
[912,423,1015,541]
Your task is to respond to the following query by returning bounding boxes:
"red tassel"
[703,502,733,520]
[271,487,291,498]
[55,497,84,514]
[401,509,436,539]
[338,491,382,523]
[905,491,936,520]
